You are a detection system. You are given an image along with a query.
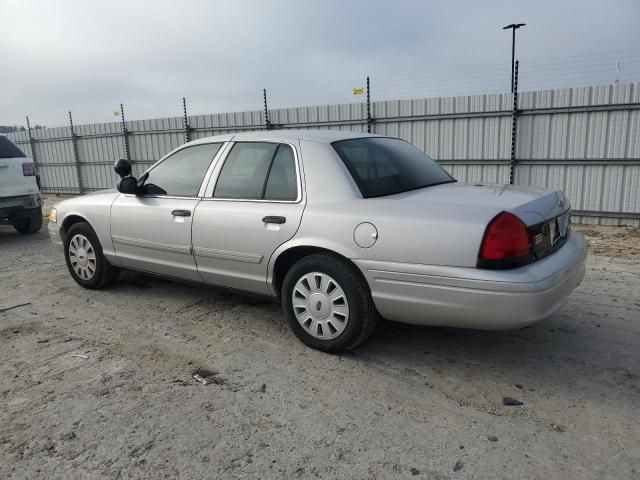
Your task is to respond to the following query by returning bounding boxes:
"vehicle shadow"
[109,264,639,408]
[0,225,48,244]
[111,269,277,307]
[353,307,640,410]
[9,224,635,412]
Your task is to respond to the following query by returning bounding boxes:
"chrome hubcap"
[68,234,97,280]
[292,272,349,340]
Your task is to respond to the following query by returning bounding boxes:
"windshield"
[332,137,455,198]
[0,136,26,159]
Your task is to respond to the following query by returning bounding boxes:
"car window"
[264,145,297,200]
[214,142,297,200]
[0,137,26,158]
[332,137,455,198]
[143,143,222,196]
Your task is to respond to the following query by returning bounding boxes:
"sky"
[2,0,639,127]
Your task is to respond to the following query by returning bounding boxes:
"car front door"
[110,142,223,281]
[192,141,305,294]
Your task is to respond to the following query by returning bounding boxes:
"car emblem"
[558,199,564,208]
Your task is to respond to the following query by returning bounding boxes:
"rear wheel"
[64,222,120,289]
[282,253,379,353]
[14,209,43,234]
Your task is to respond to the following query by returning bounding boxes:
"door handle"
[172,209,191,217]
[262,216,286,224]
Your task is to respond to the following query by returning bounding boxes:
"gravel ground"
[1,211,639,479]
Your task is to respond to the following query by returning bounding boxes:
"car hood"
[386,182,568,226]
[53,189,120,214]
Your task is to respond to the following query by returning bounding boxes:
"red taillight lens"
[22,162,36,176]
[478,212,533,268]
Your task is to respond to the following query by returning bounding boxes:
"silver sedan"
[48,130,586,352]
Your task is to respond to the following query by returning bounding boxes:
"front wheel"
[282,253,379,353]
[64,222,120,289]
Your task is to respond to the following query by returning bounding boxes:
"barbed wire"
[16,49,640,125]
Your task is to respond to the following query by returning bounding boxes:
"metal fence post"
[68,111,84,194]
[25,116,38,167]
[366,76,373,133]
[509,60,519,185]
[120,103,131,162]
[182,97,191,143]
[25,116,41,190]
[263,88,271,130]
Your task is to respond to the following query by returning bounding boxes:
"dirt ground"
[573,224,640,261]
[1,209,639,479]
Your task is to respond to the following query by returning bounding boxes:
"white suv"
[0,134,42,234]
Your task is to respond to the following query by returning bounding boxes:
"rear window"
[332,137,454,198]
[0,137,26,159]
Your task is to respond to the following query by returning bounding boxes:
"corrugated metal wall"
[371,93,514,185]
[7,83,640,226]
[515,84,640,226]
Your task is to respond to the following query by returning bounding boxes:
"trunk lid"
[389,182,572,264]
[391,182,568,226]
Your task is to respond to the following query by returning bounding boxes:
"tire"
[14,208,43,234]
[64,222,120,289]
[282,253,379,353]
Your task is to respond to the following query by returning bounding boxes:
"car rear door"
[110,142,223,281]
[192,141,305,294]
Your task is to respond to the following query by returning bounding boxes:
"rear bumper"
[0,194,42,225]
[354,230,587,330]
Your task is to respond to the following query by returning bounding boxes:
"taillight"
[22,162,36,176]
[477,211,534,269]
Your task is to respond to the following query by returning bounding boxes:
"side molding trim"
[194,246,263,264]
[112,234,192,255]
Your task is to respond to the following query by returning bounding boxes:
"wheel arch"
[60,214,90,241]
[269,243,367,297]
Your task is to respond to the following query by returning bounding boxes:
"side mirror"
[117,176,138,194]
[114,158,132,178]
[114,159,139,194]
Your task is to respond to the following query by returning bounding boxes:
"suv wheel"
[64,222,120,289]
[14,209,43,234]
[282,253,379,353]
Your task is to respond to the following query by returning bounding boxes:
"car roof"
[186,129,383,146]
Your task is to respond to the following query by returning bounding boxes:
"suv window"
[143,143,222,196]
[214,142,297,200]
[0,137,26,158]
[332,137,455,198]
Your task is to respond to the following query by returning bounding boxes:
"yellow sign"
[114,111,121,117]
[352,88,365,95]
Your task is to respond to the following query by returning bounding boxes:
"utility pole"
[502,23,525,93]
